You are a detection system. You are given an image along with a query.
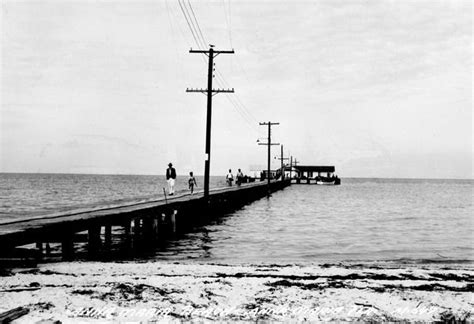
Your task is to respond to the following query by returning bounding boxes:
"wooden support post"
[45,243,51,256]
[88,225,101,255]
[123,221,131,248]
[36,242,43,258]
[61,237,74,260]
[142,218,154,242]
[153,218,159,237]
[124,221,131,236]
[129,219,137,248]
[104,224,112,247]
[132,219,141,237]
[171,210,177,233]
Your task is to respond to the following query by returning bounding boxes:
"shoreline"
[1,261,472,322]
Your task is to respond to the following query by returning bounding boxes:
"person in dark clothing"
[166,163,177,195]
[188,171,197,194]
[236,168,244,186]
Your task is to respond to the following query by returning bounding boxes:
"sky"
[1,0,472,178]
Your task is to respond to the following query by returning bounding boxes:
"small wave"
[390,257,474,265]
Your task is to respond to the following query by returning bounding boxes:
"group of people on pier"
[165,163,248,197]
[226,169,245,187]
[166,162,197,196]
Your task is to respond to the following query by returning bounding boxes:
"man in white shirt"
[226,169,234,186]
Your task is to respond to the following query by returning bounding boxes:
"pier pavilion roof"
[293,166,335,173]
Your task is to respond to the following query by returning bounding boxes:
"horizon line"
[0,171,472,181]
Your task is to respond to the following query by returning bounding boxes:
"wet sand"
[1,261,472,322]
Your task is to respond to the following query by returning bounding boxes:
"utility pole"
[259,122,280,192]
[187,46,234,199]
[293,158,299,179]
[289,156,293,180]
[293,158,299,168]
[274,145,288,180]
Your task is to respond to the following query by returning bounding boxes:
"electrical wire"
[164,0,186,78]
[183,0,206,48]
[187,0,207,48]
[177,0,262,135]
[222,0,233,48]
[177,0,201,48]
[215,71,259,125]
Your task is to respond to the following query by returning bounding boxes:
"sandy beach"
[1,261,472,322]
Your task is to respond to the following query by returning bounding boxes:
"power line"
[187,0,207,48]
[178,0,259,130]
[177,0,200,48]
[177,0,261,135]
[182,0,203,47]
[222,0,233,48]
[215,71,259,125]
[224,93,260,133]
[166,0,190,46]
[164,0,186,78]
[214,75,260,133]
[176,0,209,72]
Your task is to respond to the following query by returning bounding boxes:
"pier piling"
[104,225,112,247]
[142,218,154,242]
[61,237,74,260]
[88,225,102,255]
[36,242,43,257]
[171,210,177,233]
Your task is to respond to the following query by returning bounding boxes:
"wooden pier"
[0,180,291,262]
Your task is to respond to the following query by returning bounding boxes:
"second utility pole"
[259,121,280,192]
[187,46,234,199]
[279,145,289,180]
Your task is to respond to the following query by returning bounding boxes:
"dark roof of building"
[293,165,335,173]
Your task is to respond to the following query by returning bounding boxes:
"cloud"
[1,0,471,178]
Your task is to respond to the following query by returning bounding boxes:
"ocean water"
[0,174,472,264]
[159,178,473,264]
[0,173,225,220]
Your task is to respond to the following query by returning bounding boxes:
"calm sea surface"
[0,173,225,219]
[0,174,472,264]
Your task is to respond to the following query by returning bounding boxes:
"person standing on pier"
[166,163,176,195]
[236,169,244,186]
[188,171,197,194]
[226,169,234,186]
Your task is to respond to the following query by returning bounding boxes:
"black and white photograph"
[0,0,472,322]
